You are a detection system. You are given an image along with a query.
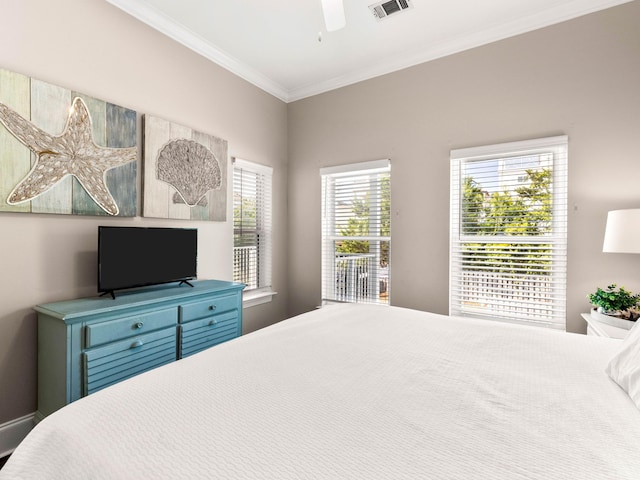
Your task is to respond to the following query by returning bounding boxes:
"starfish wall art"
[143,114,227,221]
[0,68,137,216]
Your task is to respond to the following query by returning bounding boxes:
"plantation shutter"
[450,136,568,329]
[233,158,272,292]
[321,159,391,305]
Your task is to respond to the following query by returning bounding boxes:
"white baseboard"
[0,413,35,457]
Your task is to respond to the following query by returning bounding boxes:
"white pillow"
[606,319,640,409]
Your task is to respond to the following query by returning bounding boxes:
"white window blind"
[450,136,568,329]
[321,159,390,305]
[233,159,272,293]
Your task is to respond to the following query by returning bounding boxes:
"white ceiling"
[106,0,632,103]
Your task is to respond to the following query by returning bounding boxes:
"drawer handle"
[208,320,218,326]
[130,340,144,349]
[208,305,216,311]
[135,322,144,329]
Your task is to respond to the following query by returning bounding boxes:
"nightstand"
[581,313,629,339]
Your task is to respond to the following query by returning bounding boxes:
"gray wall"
[0,0,288,425]
[1,0,639,433]
[287,2,640,330]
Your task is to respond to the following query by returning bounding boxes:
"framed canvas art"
[143,114,227,221]
[0,68,137,216]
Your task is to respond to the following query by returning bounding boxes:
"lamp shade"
[603,209,640,254]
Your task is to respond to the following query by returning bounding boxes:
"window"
[321,159,391,305]
[233,159,273,305]
[450,136,568,329]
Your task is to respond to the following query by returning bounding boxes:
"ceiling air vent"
[368,0,413,21]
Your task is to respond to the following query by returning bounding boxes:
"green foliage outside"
[461,168,552,275]
[233,196,257,247]
[336,175,390,267]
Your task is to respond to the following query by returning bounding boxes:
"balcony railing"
[333,253,388,304]
[236,246,390,304]
[459,270,555,319]
[233,246,257,289]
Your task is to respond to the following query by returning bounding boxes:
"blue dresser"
[35,279,244,420]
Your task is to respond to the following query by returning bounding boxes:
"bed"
[3,303,640,479]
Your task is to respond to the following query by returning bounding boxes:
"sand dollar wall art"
[143,114,227,221]
[0,68,137,216]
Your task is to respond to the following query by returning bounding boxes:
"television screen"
[98,226,197,296]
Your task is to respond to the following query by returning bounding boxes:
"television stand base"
[99,280,195,299]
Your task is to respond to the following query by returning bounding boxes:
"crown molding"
[287,0,633,102]
[105,0,291,102]
[106,0,632,104]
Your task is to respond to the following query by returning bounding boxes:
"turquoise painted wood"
[84,326,176,395]
[180,310,240,358]
[85,307,177,348]
[180,293,240,322]
[179,291,243,357]
[35,279,245,420]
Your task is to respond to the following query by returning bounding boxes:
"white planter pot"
[591,308,636,330]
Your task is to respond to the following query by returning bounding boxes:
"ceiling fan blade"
[321,0,346,32]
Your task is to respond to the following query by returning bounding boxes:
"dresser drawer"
[85,307,177,348]
[179,311,240,357]
[180,294,239,323]
[83,326,177,395]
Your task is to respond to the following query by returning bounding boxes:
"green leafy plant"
[588,284,640,314]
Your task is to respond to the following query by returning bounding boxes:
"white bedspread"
[3,304,640,479]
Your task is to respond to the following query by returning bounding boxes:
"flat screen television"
[98,226,197,298]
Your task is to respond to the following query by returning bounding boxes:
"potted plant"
[588,284,640,329]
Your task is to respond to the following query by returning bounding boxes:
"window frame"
[321,159,391,306]
[232,158,275,307]
[449,136,568,329]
